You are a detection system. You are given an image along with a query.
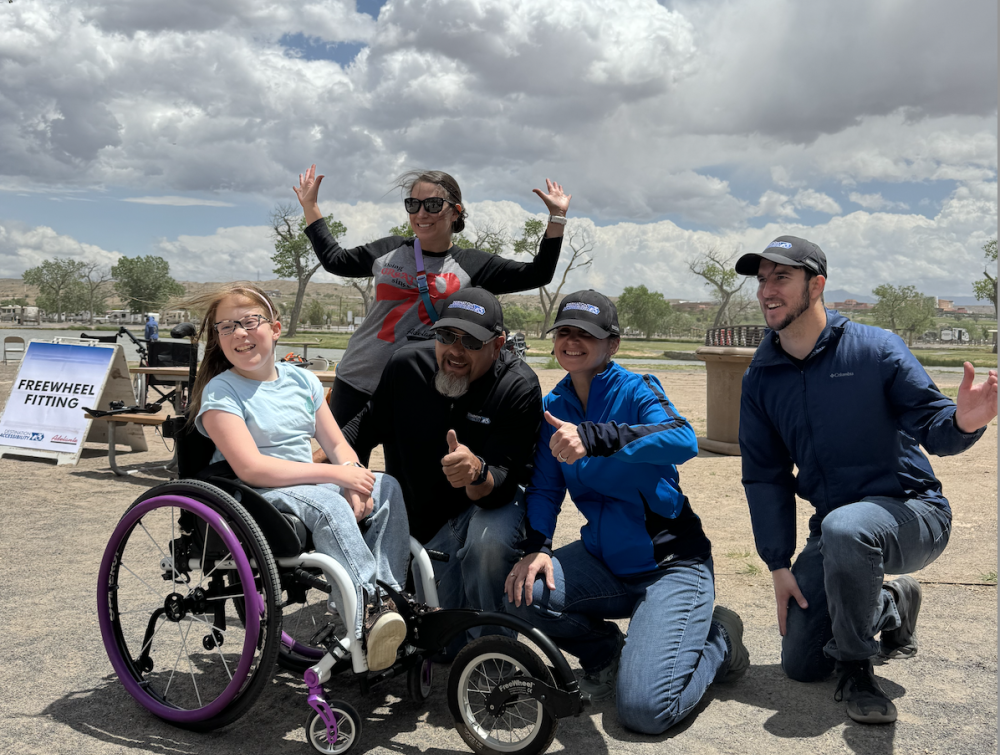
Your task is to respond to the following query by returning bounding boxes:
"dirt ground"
[0,362,995,755]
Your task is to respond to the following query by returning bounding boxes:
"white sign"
[0,341,113,454]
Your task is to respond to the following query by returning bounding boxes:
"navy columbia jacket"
[739,310,986,572]
[524,363,711,577]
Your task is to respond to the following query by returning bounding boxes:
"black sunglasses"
[435,330,495,351]
[404,197,454,214]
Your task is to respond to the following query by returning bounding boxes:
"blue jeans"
[419,492,526,651]
[782,496,951,681]
[504,540,729,735]
[258,473,410,639]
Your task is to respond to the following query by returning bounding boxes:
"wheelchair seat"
[170,418,314,557]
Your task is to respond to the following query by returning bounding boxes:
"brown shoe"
[364,598,406,671]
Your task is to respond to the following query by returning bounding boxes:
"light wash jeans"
[418,492,526,655]
[504,540,730,735]
[782,496,952,681]
[258,473,410,639]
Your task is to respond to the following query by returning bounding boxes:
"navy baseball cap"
[735,236,828,278]
[431,288,504,342]
[547,290,620,338]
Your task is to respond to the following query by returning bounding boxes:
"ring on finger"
[558,452,568,462]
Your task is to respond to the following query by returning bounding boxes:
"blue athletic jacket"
[523,362,711,577]
[740,310,986,571]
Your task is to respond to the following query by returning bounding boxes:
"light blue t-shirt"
[195,363,325,465]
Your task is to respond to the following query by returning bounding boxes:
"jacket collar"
[550,361,625,413]
[752,309,848,367]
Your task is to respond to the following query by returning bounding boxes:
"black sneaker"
[833,659,897,723]
[880,576,921,659]
[713,605,750,682]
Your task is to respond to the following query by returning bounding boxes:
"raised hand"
[532,179,571,217]
[293,164,325,211]
[545,410,586,464]
[442,429,481,487]
[955,362,998,433]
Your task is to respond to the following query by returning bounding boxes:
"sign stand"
[0,340,145,466]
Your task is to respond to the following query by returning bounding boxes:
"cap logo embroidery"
[448,301,486,315]
[564,302,600,315]
[766,241,794,250]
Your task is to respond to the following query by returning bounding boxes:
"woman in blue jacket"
[504,290,748,734]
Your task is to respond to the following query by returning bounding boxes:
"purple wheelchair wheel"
[98,481,281,731]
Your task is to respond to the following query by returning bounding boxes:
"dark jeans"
[782,496,951,681]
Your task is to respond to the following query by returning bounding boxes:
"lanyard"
[413,238,440,322]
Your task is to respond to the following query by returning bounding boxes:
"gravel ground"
[0,363,995,755]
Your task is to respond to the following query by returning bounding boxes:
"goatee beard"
[435,370,470,398]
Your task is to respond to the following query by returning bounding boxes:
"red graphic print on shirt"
[375,272,461,343]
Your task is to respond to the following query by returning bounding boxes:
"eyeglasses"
[213,314,272,337]
[435,330,495,351]
[404,197,454,214]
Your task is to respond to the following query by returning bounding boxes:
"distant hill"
[825,289,876,304]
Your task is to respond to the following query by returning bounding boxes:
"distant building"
[832,299,873,311]
[937,299,954,311]
[265,290,282,298]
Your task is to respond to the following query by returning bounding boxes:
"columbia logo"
[830,372,854,378]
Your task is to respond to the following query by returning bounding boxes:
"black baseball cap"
[547,290,620,339]
[735,236,828,278]
[431,288,504,342]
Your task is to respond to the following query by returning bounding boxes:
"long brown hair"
[182,282,279,427]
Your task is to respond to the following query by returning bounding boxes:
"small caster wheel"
[306,701,362,754]
[407,658,433,703]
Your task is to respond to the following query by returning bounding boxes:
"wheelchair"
[97,424,585,754]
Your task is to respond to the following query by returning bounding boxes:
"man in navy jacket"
[736,236,997,725]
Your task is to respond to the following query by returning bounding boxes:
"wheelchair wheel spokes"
[99,486,281,731]
[277,578,338,673]
[448,637,557,755]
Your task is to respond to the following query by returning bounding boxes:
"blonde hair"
[182,282,280,427]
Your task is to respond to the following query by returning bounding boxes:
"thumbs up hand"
[545,410,586,465]
[442,429,481,487]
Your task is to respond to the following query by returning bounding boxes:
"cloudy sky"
[1,0,996,301]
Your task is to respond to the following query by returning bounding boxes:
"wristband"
[547,214,568,226]
[470,456,489,486]
[341,461,364,468]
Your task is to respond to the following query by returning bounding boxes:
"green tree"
[111,255,185,315]
[972,238,997,322]
[618,285,675,339]
[688,248,749,327]
[872,284,935,346]
[303,298,327,327]
[23,258,87,322]
[271,204,345,337]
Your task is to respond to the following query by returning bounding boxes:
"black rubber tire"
[306,701,362,754]
[407,658,434,704]
[447,636,558,755]
[100,480,282,732]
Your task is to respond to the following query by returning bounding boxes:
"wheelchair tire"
[448,637,558,755]
[407,658,433,703]
[306,701,362,754]
[98,480,282,731]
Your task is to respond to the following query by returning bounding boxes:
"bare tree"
[79,262,113,324]
[688,248,749,327]
[510,219,596,333]
[271,204,345,337]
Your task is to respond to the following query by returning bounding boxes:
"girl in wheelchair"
[187,282,410,672]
